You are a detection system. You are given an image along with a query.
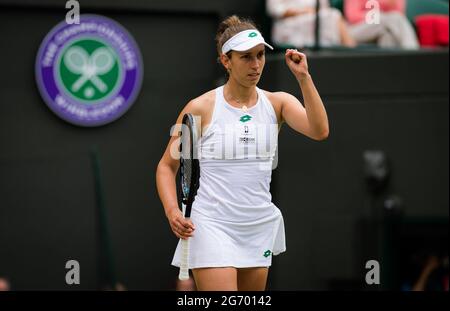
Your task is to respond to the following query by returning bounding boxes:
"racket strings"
[180,114,200,217]
[181,159,192,201]
[181,117,194,203]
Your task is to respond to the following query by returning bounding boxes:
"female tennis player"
[156,15,329,291]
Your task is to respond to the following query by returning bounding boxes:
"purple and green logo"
[35,14,143,126]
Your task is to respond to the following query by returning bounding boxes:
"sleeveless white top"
[172,86,286,269]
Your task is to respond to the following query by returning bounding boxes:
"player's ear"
[220,53,231,71]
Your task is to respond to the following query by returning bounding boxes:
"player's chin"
[244,76,261,86]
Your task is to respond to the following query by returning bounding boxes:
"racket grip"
[178,237,190,280]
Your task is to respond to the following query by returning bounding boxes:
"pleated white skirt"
[171,205,286,269]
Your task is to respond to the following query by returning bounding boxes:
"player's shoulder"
[186,89,216,115]
[192,89,215,106]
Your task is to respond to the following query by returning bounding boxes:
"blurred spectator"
[412,254,449,291]
[0,277,10,291]
[267,0,356,48]
[344,0,419,49]
[402,252,449,291]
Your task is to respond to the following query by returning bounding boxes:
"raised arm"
[279,49,329,141]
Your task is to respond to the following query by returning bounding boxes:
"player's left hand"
[285,49,309,82]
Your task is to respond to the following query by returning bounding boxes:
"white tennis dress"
[171,86,286,269]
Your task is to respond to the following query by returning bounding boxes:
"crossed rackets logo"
[36,15,143,126]
[60,42,119,101]
[64,46,114,93]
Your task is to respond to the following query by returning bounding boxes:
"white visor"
[221,29,273,54]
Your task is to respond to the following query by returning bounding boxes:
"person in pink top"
[344,0,419,49]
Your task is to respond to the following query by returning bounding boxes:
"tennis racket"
[178,113,200,280]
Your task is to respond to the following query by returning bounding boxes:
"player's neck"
[224,81,257,108]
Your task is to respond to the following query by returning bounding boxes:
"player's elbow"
[314,127,329,141]
[157,159,177,176]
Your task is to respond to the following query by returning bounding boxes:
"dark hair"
[215,15,258,57]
